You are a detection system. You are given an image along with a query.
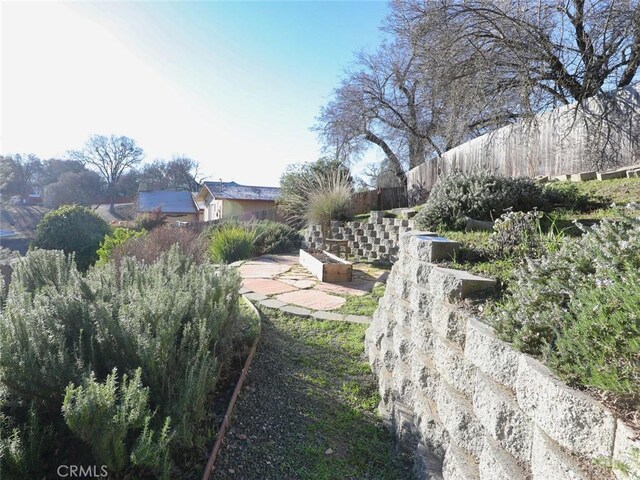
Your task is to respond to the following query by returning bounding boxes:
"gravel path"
[210,310,414,480]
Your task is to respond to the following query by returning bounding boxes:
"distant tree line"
[1,134,203,211]
[316,0,640,184]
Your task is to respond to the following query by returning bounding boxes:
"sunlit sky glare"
[1,0,389,186]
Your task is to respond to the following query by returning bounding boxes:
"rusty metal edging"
[201,295,262,480]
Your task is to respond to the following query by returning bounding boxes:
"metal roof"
[203,181,281,201]
[137,190,197,214]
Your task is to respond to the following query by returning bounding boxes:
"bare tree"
[393,0,640,112]
[316,41,442,184]
[316,24,525,183]
[69,135,144,212]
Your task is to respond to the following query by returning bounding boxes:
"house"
[194,181,281,221]
[136,190,199,222]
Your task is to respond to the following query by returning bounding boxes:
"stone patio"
[236,253,389,322]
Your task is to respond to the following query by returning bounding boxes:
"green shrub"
[62,368,170,475]
[97,227,146,264]
[492,216,640,356]
[0,246,242,471]
[414,170,543,231]
[0,405,54,479]
[252,220,301,255]
[204,220,301,257]
[135,207,166,231]
[549,271,640,395]
[209,225,255,263]
[31,205,111,271]
[489,210,544,259]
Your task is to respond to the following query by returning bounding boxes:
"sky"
[1,0,390,186]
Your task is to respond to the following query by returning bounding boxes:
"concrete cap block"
[597,170,628,180]
[516,355,616,459]
[429,267,496,302]
[408,235,461,262]
[570,171,597,182]
[399,230,438,251]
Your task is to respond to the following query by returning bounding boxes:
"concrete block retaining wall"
[303,211,415,262]
[365,232,638,480]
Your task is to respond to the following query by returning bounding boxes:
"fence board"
[351,187,408,214]
[407,86,640,192]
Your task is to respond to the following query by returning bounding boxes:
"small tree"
[32,205,111,270]
[69,135,144,212]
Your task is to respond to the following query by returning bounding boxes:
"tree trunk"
[364,130,407,184]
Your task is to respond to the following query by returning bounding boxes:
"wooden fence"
[351,187,408,215]
[407,85,640,192]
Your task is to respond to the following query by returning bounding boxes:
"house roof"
[202,181,281,201]
[137,190,197,214]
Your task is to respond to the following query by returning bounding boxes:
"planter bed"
[299,249,353,283]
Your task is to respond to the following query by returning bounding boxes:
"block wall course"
[365,233,628,480]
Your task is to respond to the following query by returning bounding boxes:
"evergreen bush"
[493,215,640,358]
[549,271,640,396]
[31,205,111,271]
[0,246,242,474]
[208,225,255,263]
[96,227,146,264]
[204,220,301,257]
[414,170,543,231]
[134,207,166,231]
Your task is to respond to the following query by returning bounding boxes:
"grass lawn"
[566,176,640,205]
[337,284,386,316]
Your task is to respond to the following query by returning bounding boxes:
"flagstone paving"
[275,289,347,311]
[234,253,389,321]
[313,280,375,296]
[241,278,298,295]
[238,262,291,279]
